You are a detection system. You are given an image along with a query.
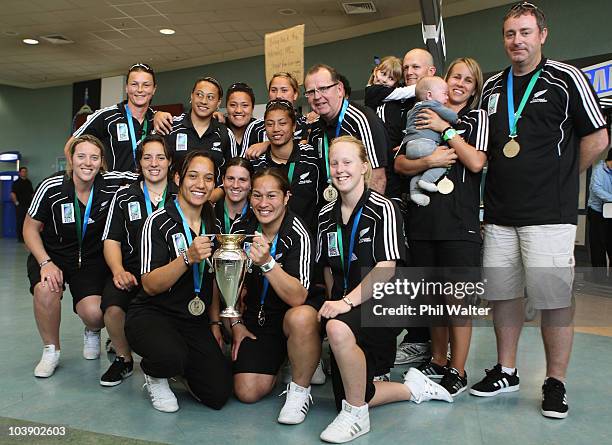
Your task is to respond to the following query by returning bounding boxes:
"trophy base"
[219,307,242,318]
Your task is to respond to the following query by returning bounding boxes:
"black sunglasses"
[129,62,154,73]
[510,1,539,11]
[265,99,294,110]
[228,82,253,92]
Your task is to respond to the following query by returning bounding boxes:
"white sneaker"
[282,359,327,385]
[404,368,453,404]
[34,345,60,378]
[320,400,370,443]
[311,360,327,385]
[83,328,101,360]
[394,341,431,365]
[143,374,179,413]
[277,382,313,425]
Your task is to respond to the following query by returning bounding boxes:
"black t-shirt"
[102,181,177,275]
[308,101,389,170]
[73,101,154,172]
[28,171,138,268]
[135,200,217,321]
[250,141,325,233]
[316,188,406,300]
[232,211,313,332]
[163,113,237,183]
[481,58,606,226]
[240,112,311,156]
[213,198,252,234]
[11,178,34,207]
[404,107,489,242]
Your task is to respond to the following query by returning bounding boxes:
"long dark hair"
[136,134,173,177]
[177,151,217,232]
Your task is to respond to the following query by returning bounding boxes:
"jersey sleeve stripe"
[346,106,379,168]
[28,176,63,217]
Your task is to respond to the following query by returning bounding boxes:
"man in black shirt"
[10,167,34,242]
[305,64,389,195]
[471,3,608,419]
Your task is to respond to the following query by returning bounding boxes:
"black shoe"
[541,377,568,419]
[415,360,448,379]
[100,356,133,387]
[105,338,116,363]
[469,364,519,397]
[440,367,468,396]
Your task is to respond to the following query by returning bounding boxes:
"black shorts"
[325,307,398,410]
[27,254,109,313]
[233,316,287,376]
[101,276,140,313]
[304,284,327,312]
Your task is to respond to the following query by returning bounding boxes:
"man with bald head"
[402,48,437,86]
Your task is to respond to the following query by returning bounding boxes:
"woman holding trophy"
[316,136,453,443]
[229,169,317,423]
[125,151,232,413]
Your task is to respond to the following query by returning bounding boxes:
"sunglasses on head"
[265,99,294,110]
[510,1,539,11]
[228,82,253,92]
[129,63,154,73]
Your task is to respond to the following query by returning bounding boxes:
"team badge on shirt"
[61,203,75,224]
[327,232,340,257]
[212,141,222,152]
[172,233,188,258]
[487,93,500,116]
[128,202,142,221]
[176,133,188,151]
[117,123,129,141]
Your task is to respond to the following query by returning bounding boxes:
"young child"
[402,76,458,206]
[364,56,416,110]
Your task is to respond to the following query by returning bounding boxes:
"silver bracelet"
[230,319,243,328]
[39,258,52,268]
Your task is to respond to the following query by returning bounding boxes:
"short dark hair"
[127,63,156,85]
[178,151,217,188]
[264,99,296,124]
[503,2,547,32]
[192,76,223,99]
[606,149,612,162]
[226,82,255,107]
[19,166,27,172]
[252,168,290,196]
[225,156,254,179]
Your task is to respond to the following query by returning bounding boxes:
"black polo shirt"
[163,113,237,183]
[213,199,253,234]
[404,107,488,242]
[28,171,138,268]
[135,200,217,321]
[232,211,313,332]
[230,117,257,156]
[240,112,311,156]
[250,141,324,233]
[481,57,606,226]
[102,181,178,275]
[308,101,389,170]
[73,101,154,172]
[11,178,34,207]
[316,188,406,300]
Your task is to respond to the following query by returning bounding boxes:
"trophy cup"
[213,234,249,318]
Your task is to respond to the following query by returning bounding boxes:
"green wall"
[2,0,611,186]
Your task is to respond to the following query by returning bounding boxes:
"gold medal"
[437,177,454,195]
[503,138,520,158]
[188,295,205,316]
[323,185,338,202]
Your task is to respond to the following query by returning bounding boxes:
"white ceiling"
[0,0,513,89]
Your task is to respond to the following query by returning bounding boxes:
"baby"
[364,56,416,111]
[402,76,458,206]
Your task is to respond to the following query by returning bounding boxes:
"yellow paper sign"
[265,24,305,86]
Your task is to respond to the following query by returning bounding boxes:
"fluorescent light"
[0,153,19,161]
[23,38,39,45]
[159,29,175,35]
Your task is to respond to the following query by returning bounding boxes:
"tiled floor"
[1,239,611,445]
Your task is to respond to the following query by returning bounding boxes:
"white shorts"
[482,224,576,310]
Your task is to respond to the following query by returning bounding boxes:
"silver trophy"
[213,234,249,318]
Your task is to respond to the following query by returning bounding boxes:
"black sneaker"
[100,356,133,387]
[469,364,519,397]
[541,377,568,419]
[416,360,448,379]
[440,367,468,396]
[105,338,116,362]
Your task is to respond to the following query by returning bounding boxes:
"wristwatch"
[181,250,190,267]
[260,257,276,273]
[442,127,458,142]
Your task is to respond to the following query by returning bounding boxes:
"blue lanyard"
[336,207,363,295]
[174,199,206,296]
[506,68,542,137]
[124,105,148,165]
[322,99,350,181]
[142,182,167,216]
[259,229,279,307]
